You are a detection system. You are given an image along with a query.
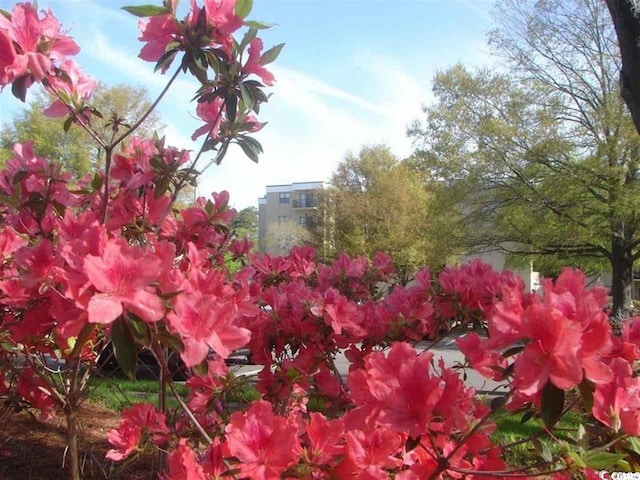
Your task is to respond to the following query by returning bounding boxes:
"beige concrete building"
[258,182,325,253]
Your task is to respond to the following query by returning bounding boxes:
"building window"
[278,215,288,223]
[298,216,307,227]
[279,192,290,204]
[299,193,311,208]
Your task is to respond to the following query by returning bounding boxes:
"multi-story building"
[258,182,325,253]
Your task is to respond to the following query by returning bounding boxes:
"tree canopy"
[232,206,259,246]
[409,0,640,314]
[0,82,163,177]
[323,145,453,284]
[265,220,310,256]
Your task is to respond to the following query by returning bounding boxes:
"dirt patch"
[0,403,159,480]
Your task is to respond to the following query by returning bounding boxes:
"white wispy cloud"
[0,0,489,211]
[198,55,432,208]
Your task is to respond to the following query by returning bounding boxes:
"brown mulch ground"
[0,404,159,480]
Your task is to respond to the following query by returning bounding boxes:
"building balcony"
[292,199,316,209]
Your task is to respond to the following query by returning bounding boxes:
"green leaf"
[520,410,535,424]
[121,5,170,17]
[11,76,29,102]
[237,136,263,163]
[628,436,640,455]
[187,60,209,84]
[91,173,103,192]
[192,362,208,377]
[578,377,594,411]
[490,395,507,412]
[193,49,208,71]
[239,27,258,52]
[501,345,524,358]
[0,8,11,19]
[499,362,514,380]
[234,0,253,19]
[244,20,275,30]
[12,171,27,185]
[566,449,586,468]
[405,436,421,452]
[540,381,565,428]
[63,115,74,133]
[570,423,589,450]
[88,107,104,119]
[584,452,628,470]
[285,367,301,381]
[225,94,238,123]
[531,437,553,463]
[239,82,254,110]
[111,318,138,380]
[51,200,66,217]
[154,177,170,198]
[0,194,18,209]
[156,331,184,353]
[155,49,179,73]
[259,43,284,66]
[204,51,220,75]
[128,317,152,347]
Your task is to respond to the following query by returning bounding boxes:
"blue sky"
[0,0,495,209]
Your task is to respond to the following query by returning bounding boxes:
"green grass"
[86,376,259,412]
[86,377,189,411]
[491,408,583,468]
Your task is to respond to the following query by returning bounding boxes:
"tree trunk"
[605,0,640,134]
[65,406,80,480]
[611,236,634,318]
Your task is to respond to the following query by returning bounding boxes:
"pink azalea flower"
[322,288,365,336]
[619,317,640,360]
[16,369,56,420]
[14,239,59,289]
[457,332,508,381]
[122,403,170,446]
[0,29,17,85]
[230,237,253,258]
[185,358,228,412]
[138,14,180,63]
[43,58,96,117]
[593,358,640,435]
[191,97,225,140]
[342,427,403,472]
[226,400,300,479]
[347,343,448,438]
[204,0,243,38]
[137,0,242,66]
[107,403,170,462]
[202,439,230,479]
[106,422,142,461]
[305,412,345,465]
[513,304,583,395]
[0,3,80,85]
[83,238,164,324]
[167,292,251,367]
[0,227,26,259]
[163,439,206,480]
[243,38,275,86]
[438,259,522,316]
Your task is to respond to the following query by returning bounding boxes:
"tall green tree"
[409,0,640,315]
[0,82,163,177]
[232,206,259,245]
[324,145,452,285]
